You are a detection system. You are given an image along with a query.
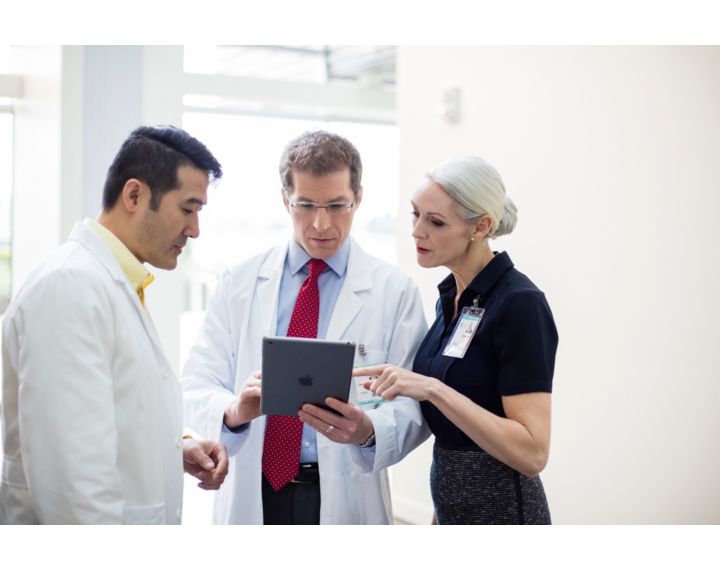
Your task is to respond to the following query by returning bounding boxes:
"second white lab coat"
[182,239,430,524]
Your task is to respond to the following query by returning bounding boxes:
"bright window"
[181,111,399,308]
[0,46,12,74]
[0,112,13,313]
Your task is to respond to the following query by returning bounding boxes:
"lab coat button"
[175,437,182,449]
[176,509,182,521]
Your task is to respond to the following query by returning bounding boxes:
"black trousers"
[262,463,321,525]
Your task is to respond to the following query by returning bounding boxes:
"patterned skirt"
[430,443,551,524]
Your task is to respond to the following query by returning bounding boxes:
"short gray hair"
[427,156,517,239]
[279,130,362,195]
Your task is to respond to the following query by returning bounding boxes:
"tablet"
[261,336,356,416]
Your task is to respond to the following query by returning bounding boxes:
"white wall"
[392,46,720,524]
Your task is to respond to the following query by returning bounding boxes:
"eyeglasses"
[285,191,356,217]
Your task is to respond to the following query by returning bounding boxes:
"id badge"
[354,345,384,409]
[442,301,485,359]
[355,376,384,408]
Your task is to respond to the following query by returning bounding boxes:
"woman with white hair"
[353,156,558,524]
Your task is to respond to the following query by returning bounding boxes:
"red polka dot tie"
[262,258,327,491]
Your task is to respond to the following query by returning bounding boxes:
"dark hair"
[102,125,223,211]
[279,130,362,195]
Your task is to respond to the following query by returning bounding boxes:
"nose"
[186,212,200,239]
[312,207,332,232]
[411,218,424,240]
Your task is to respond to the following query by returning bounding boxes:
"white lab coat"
[182,238,430,524]
[0,222,184,524]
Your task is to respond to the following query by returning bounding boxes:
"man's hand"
[223,371,262,429]
[183,439,229,490]
[298,398,374,445]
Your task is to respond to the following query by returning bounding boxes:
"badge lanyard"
[442,295,485,359]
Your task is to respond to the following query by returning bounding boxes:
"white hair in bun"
[427,156,517,238]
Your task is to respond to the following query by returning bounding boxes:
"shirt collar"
[288,237,350,278]
[438,251,514,301]
[84,218,155,301]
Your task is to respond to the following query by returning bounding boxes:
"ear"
[282,188,291,214]
[471,214,493,241]
[120,179,149,213]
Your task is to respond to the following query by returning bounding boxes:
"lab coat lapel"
[130,288,174,371]
[68,222,173,371]
[326,238,372,341]
[255,242,288,337]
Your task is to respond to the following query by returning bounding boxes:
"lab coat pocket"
[1,456,27,489]
[123,503,166,525]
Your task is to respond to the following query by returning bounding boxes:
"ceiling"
[184,45,396,89]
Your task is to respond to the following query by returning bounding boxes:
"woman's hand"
[352,364,441,402]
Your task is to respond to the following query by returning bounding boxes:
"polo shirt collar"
[288,237,349,278]
[84,218,155,298]
[438,251,514,301]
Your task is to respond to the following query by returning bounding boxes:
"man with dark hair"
[103,125,223,212]
[1,125,228,524]
[182,130,429,524]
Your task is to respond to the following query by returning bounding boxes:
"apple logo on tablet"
[299,374,314,386]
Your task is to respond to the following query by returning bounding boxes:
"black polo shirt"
[415,251,558,450]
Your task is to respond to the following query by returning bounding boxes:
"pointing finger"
[352,365,387,377]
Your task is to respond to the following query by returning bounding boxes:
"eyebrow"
[184,197,206,206]
[410,201,446,219]
[294,195,351,204]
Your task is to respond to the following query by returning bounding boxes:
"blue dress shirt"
[275,238,350,462]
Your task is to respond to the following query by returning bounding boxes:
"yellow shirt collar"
[84,218,155,305]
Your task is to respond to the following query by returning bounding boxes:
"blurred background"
[0,45,718,524]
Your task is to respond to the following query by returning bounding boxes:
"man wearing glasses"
[181,130,429,524]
